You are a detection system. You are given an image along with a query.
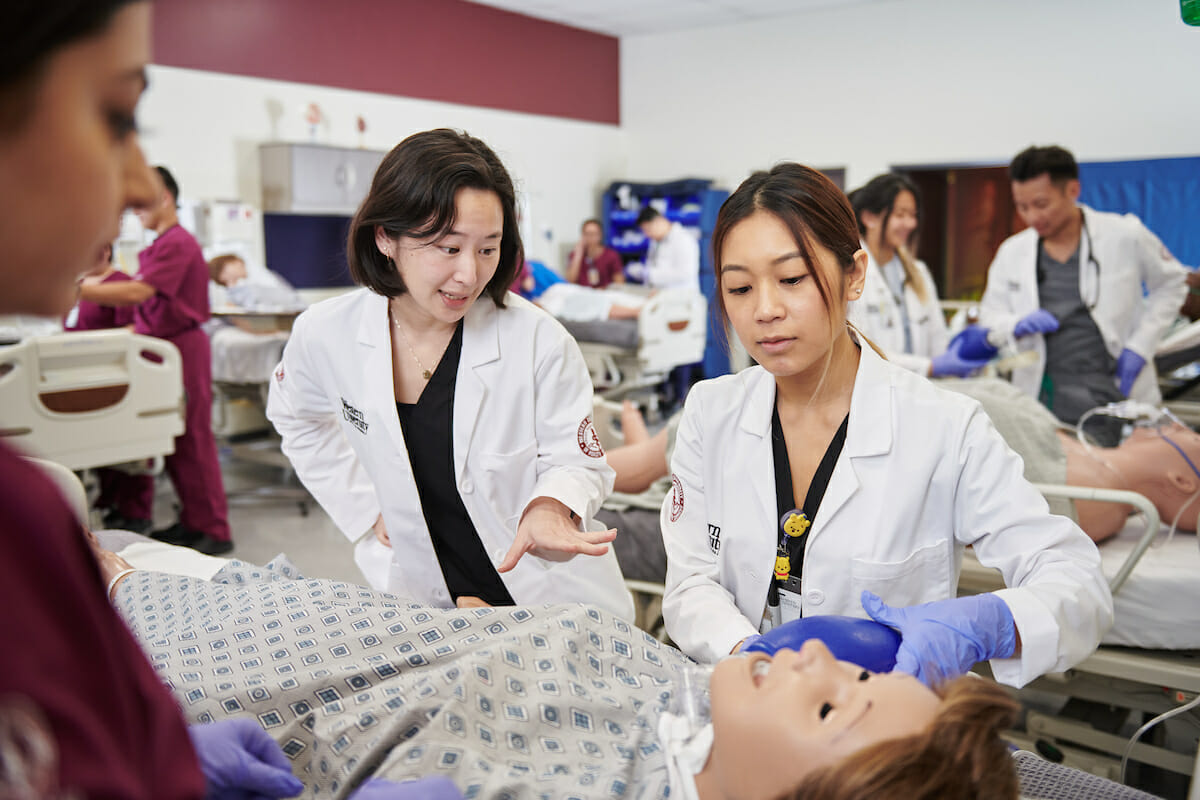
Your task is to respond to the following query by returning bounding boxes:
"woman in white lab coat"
[267,129,632,619]
[661,163,1111,688]
[845,173,964,377]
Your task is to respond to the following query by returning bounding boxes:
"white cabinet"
[259,143,385,215]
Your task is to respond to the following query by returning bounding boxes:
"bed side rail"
[1033,483,1160,595]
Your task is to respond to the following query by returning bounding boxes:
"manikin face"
[704,640,939,800]
[0,2,156,316]
[218,258,248,287]
[377,186,503,328]
[582,221,604,250]
[719,210,866,381]
[1011,173,1081,240]
[1120,424,1200,528]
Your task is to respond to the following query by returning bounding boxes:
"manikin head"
[698,641,1019,800]
[208,253,247,287]
[1113,424,1200,530]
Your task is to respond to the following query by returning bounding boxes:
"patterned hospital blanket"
[114,560,693,799]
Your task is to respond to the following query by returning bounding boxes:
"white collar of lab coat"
[354,290,502,370]
[735,333,894,460]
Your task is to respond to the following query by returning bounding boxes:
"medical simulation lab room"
[2,0,1200,798]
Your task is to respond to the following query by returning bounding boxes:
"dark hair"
[636,206,662,225]
[848,173,928,303]
[778,677,1020,800]
[849,173,921,243]
[346,128,522,305]
[0,0,141,134]
[1009,145,1078,184]
[155,165,179,205]
[711,163,861,329]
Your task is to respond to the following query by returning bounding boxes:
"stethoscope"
[1036,210,1101,310]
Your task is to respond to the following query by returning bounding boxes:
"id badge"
[588,267,600,285]
[778,589,803,623]
[760,601,782,634]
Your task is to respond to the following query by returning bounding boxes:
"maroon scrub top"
[134,224,210,338]
[0,441,205,799]
[65,270,135,331]
[574,247,624,288]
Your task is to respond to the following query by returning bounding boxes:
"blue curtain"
[1077,157,1200,268]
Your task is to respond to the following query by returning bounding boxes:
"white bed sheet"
[210,326,289,383]
[961,517,1200,650]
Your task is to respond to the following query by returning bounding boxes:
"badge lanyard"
[764,405,850,631]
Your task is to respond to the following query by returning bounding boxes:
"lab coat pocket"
[849,542,950,609]
[477,440,539,523]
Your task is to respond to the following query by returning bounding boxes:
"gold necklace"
[389,307,432,380]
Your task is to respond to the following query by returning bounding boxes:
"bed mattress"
[561,318,639,349]
[959,518,1200,649]
[209,326,290,383]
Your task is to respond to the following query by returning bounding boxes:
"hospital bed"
[959,484,1200,794]
[560,287,707,401]
[0,329,184,470]
[206,315,310,515]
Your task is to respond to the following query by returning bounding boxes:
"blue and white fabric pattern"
[114,560,692,799]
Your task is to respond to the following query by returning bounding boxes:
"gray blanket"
[114,560,690,799]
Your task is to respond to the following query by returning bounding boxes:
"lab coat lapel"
[453,301,501,481]
[738,371,780,550]
[811,343,892,532]
[356,294,410,461]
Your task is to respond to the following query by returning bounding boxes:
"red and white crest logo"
[670,474,685,522]
[577,416,604,458]
[274,365,285,383]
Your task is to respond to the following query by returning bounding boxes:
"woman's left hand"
[496,497,616,573]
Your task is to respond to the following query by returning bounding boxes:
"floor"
[134,439,364,584]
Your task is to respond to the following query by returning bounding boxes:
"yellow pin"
[774,554,791,580]
[783,512,810,538]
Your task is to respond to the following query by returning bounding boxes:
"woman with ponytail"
[847,173,984,377]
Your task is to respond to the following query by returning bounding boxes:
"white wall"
[137,66,628,273]
[621,0,1200,192]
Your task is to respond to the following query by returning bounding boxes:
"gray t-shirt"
[1038,245,1121,431]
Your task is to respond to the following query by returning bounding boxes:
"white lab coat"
[266,288,633,619]
[846,247,948,375]
[646,222,701,293]
[979,205,1186,404]
[661,343,1112,688]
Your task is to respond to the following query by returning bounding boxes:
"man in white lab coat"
[637,206,701,293]
[980,145,1185,436]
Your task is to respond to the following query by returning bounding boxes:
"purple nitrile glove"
[188,719,303,800]
[930,332,991,378]
[1116,348,1146,396]
[347,776,464,799]
[861,590,1017,687]
[1013,309,1059,338]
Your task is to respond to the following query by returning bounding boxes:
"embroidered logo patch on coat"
[341,397,368,434]
[274,365,285,383]
[669,475,684,522]
[577,416,604,458]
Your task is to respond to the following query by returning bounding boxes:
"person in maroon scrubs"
[0,2,303,797]
[79,165,232,554]
[67,245,156,532]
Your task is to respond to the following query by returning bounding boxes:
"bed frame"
[577,288,707,400]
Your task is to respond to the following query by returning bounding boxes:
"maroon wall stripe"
[152,0,620,125]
